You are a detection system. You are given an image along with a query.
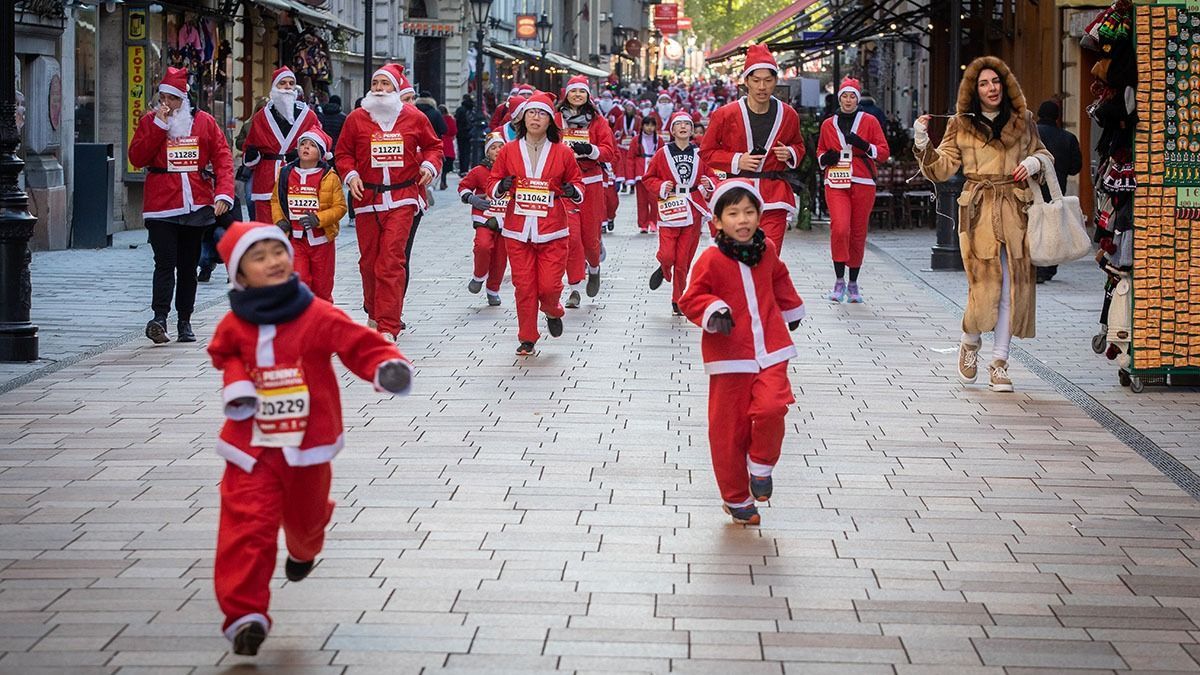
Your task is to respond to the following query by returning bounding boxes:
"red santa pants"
[214,449,333,637]
[253,199,273,225]
[707,363,794,507]
[605,182,620,222]
[635,181,656,231]
[825,183,874,268]
[472,226,508,295]
[656,223,701,303]
[506,237,568,344]
[565,207,586,286]
[759,209,790,253]
[293,238,335,302]
[356,206,415,335]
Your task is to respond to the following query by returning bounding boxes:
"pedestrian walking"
[700,44,807,252]
[334,64,443,340]
[269,129,347,302]
[677,181,805,526]
[458,132,508,307]
[816,77,890,303]
[206,221,413,657]
[642,111,718,314]
[316,95,346,149]
[1034,99,1083,283]
[914,56,1053,392]
[487,93,585,356]
[454,95,476,174]
[439,104,457,190]
[241,67,324,224]
[128,67,235,344]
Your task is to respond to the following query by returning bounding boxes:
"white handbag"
[1025,156,1092,266]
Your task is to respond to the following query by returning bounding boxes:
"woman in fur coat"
[914,56,1053,393]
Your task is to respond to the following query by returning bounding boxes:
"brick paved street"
[3,184,1200,673]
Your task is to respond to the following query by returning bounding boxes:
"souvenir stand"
[1089,0,1200,392]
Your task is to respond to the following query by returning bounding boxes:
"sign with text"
[653,3,679,34]
[126,45,146,174]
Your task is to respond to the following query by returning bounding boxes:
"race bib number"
[370,132,405,168]
[827,161,853,189]
[251,365,310,448]
[287,184,320,236]
[618,137,632,150]
[513,177,552,218]
[563,128,590,145]
[658,193,690,222]
[714,170,728,181]
[166,136,200,173]
[485,194,510,219]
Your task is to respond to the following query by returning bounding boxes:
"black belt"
[147,166,216,180]
[736,170,793,180]
[362,180,416,192]
[259,152,287,161]
[672,186,702,194]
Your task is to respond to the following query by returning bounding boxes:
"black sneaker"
[586,270,601,298]
[232,620,267,656]
[649,267,664,290]
[468,279,483,294]
[176,320,196,343]
[565,290,581,309]
[285,557,314,582]
[671,302,682,316]
[145,318,169,344]
[750,475,773,502]
[547,316,564,338]
[197,266,213,283]
[722,503,761,525]
[516,341,535,356]
[487,294,502,307]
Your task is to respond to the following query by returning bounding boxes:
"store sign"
[400,21,457,37]
[625,38,641,57]
[654,3,678,35]
[515,14,537,40]
[127,7,146,40]
[127,45,146,174]
[663,37,684,61]
[678,16,692,31]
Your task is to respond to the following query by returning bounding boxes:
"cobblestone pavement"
[2,187,1200,673]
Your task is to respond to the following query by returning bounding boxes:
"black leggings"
[404,214,421,297]
[147,220,205,321]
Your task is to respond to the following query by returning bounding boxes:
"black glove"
[243,146,261,164]
[497,176,514,194]
[377,361,412,394]
[467,195,491,211]
[561,183,580,201]
[461,192,472,204]
[571,142,594,156]
[846,133,870,152]
[819,150,840,168]
[276,220,290,233]
[751,145,767,155]
[299,213,320,230]
[484,217,500,231]
[707,309,734,335]
[788,319,801,331]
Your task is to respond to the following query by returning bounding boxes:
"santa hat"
[484,131,506,152]
[516,84,535,97]
[656,90,672,102]
[599,90,614,99]
[564,75,590,95]
[271,66,296,89]
[298,129,333,161]
[397,73,415,98]
[217,221,294,291]
[837,77,862,100]
[520,92,556,120]
[740,44,779,81]
[707,179,763,213]
[372,63,406,92]
[503,94,526,124]
[668,111,694,130]
[158,67,189,100]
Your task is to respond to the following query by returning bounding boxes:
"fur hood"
[955,56,1031,146]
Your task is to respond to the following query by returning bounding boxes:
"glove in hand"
[276,220,290,233]
[571,142,594,156]
[299,213,320,230]
[561,183,580,200]
[468,195,491,211]
[497,176,515,194]
[377,361,412,394]
[707,309,734,335]
[846,132,870,152]
[788,319,801,331]
[820,150,840,167]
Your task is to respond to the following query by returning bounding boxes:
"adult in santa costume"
[642,111,718,313]
[597,90,625,230]
[242,67,323,223]
[555,75,617,306]
[487,93,585,355]
[490,84,535,128]
[128,66,235,345]
[700,44,806,252]
[333,64,443,340]
[816,77,890,303]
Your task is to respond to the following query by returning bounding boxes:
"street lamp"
[468,0,494,172]
[536,12,553,83]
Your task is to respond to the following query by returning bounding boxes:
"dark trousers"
[147,220,205,321]
[404,214,421,297]
[198,224,227,271]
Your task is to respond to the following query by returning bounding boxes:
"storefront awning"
[1055,0,1111,6]
[486,41,610,78]
[706,0,821,63]
[254,0,362,34]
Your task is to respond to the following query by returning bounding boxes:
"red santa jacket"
[127,109,235,220]
[242,103,323,203]
[458,163,506,227]
[334,105,444,215]
[699,97,806,214]
[616,113,640,179]
[629,129,663,182]
[816,111,891,187]
[554,110,617,184]
[208,298,411,472]
[678,240,805,375]
[641,143,718,228]
[487,139,584,244]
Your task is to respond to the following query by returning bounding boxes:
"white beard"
[167,100,195,139]
[598,98,614,115]
[362,91,402,130]
[656,103,674,120]
[270,87,298,123]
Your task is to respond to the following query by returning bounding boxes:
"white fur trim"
[702,300,732,333]
[782,304,806,324]
[152,115,169,130]
[158,83,187,99]
[224,614,270,641]
[281,434,345,467]
[215,439,258,473]
[522,100,554,117]
[227,229,293,291]
[837,86,860,100]
[273,68,296,89]
[222,380,258,421]
[565,81,590,93]
[747,459,774,477]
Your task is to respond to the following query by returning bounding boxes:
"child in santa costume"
[700,45,806,252]
[458,132,508,307]
[633,114,664,233]
[642,112,717,315]
[618,99,641,194]
[207,222,413,656]
[128,66,235,345]
[816,77,889,303]
[677,181,805,525]
[269,129,346,302]
[242,67,324,223]
[597,91,625,231]
[487,93,585,356]
[555,75,617,308]
[333,64,442,340]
